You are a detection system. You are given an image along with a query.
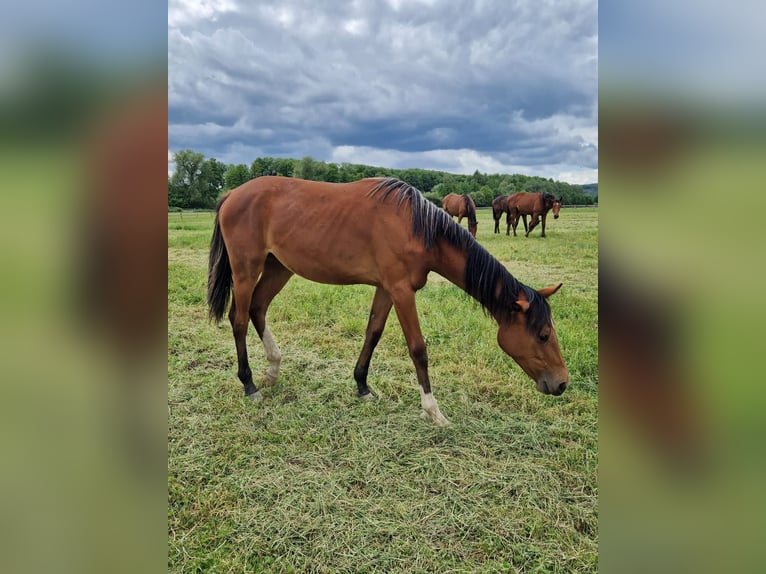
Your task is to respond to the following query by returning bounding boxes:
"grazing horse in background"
[441,193,478,237]
[508,192,562,238]
[492,194,512,235]
[208,176,568,426]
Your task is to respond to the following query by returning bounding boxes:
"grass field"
[168,205,598,573]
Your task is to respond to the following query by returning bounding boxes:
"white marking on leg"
[419,387,451,427]
[262,324,281,386]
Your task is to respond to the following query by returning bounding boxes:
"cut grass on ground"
[169,206,598,573]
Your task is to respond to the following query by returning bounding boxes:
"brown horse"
[441,193,478,237]
[208,177,568,426]
[492,194,512,235]
[508,192,562,237]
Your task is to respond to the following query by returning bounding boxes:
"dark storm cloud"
[169,0,597,182]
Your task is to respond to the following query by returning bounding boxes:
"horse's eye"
[539,333,549,343]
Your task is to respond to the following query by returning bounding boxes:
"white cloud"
[343,18,368,36]
[555,168,599,185]
[168,0,239,27]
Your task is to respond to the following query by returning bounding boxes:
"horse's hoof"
[262,374,278,387]
[358,392,376,401]
[246,391,263,401]
[420,410,452,426]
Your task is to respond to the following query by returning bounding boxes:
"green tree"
[472,185,494,207]
[250,157,271,178]
[169,149,205,208]
[199,158,226,207]
[224,164,250,190]
[293,156,319,180]
[168,179,180,208]
[325,162,340,183]
[272,157,295,177]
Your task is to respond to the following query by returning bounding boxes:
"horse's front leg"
[540,212,548,237]
[390,285,450,426]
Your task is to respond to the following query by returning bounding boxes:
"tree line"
[168,150,597,210]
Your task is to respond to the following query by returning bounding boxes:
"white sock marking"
[262,325,281,384]
[419,388,450,426]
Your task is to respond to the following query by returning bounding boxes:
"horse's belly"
[270,246,378,286]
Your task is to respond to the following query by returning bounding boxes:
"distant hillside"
[581,183,598,196]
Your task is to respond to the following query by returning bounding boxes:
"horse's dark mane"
[464,242,552,331]
[369,178,551,332]
[462,194,478,227]
[541,192,557,206]
[369,178,470,250]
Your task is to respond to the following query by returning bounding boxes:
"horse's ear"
[512,299,530,313]
[511,287,532,312]
[538,283,563,298]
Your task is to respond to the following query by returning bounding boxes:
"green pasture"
[168,206,598,573]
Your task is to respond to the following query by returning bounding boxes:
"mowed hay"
[168,207,598,573]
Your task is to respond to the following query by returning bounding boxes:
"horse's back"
[218,177,424,286]
[508,192,540,213]
[442,193,464,215]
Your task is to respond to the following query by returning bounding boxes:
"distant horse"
[208,176,568,426]
[441,193,478,237]
[508,192,562,237]
[492,195,512,235]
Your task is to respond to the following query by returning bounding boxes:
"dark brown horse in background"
[492,194,512,235]
[208,176,568,426]
[441,193,478,237]
[508,192,562,237]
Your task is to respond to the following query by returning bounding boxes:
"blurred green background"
[600,1,766,572]
[0,3,166,573]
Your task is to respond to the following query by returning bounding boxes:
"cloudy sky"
[169,0,597,184]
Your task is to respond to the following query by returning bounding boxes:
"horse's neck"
[430,240,469,291]
[430,240,507,324]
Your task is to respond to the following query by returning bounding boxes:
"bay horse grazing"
[441,193,478,237]
[508,192,562,237]
[208,176,568,426]
[491,194,512,235]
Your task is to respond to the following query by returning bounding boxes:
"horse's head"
[552,197,562,219]
[496,283,569,395]
[468,221,478,237]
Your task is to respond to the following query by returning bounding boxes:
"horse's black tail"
[463,194,478,227]
[207,194,232,323]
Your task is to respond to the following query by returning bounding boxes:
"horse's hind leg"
[353,287,393,398]
[229,264,264,400]
[249,254,293,387]
[525,215,539,237]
